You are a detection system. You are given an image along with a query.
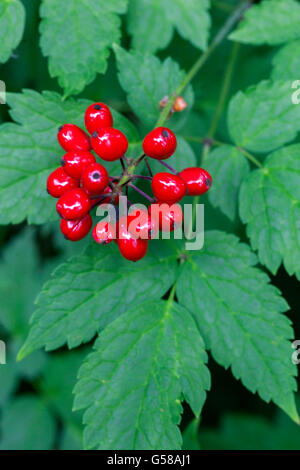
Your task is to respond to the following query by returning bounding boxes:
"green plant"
[0,0,300,450]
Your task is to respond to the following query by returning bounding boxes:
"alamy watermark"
[291,80,300,104]
[291,340,300,365]
[0,80,6,104]
[95,197,205,251]
[0,340,6,364]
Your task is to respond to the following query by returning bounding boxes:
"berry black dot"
[63,235,69,240]
[162,130,169,138]
[205,178,211,188]
[92,171,100,180]
[60,157,65,165]
[94,104,102,110]
[92,131,98,138]
[58,125,64,132]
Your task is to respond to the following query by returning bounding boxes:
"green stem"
[237,146,263,168]
[207,42,240,139]
[155,0,252,128]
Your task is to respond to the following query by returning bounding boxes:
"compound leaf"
[177,231,298,421]
[127,0,210,53]
[0,0,25,64]
[271,40,300,80]
[239,144,300,278]
[229,0,300,46]
[114,45,194,129]
[205,145,250,221]
[228,80,300,153]
[18,244,178,358]
[40,0,128,96]
[74,300,210,450]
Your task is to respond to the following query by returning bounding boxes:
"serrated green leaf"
[177,231,298,421]
[228,80,300,153]
[205,145,250,221]
[239,144,300,278]
[73,300,210,450]
[271,40,300,81]
[40,0,128,96]
[0,0,25,63]
[229,0,300,46]
[19,244,178,358]
[114,45,194,130]
[0,395,56,450]
[127,0,210,54]
[0,90,138,225]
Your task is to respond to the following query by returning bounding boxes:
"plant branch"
[155,0,252,128]
[237,147,263,168]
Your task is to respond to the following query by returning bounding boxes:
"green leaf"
[205,145,250,221]
[114,45,194,129]
[0,361,18,407]
[40,0,128,96]
[73,300,210,450]
[271,39,300,80]
[228,80,300,153]
[177,231,298,421]
[19,244,178,359]
[127,0,210,54]
[239,144,300,278]
[182,419,201,450]
[40,349,87,424]
[229,0,300,46]
[0,0,25,63]
[150,137,197,175]
[0,90,138,225]
[0,395,56,450]
[200,411,300,450]
[0,229,45,335]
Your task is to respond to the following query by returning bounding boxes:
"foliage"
[0,0,299,450]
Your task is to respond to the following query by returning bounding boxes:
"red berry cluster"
[47,102,212,261]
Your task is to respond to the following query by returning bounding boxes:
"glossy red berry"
[85,102,113,134]
[60,214,92,241]
[179,167,212,195]
[61,150,95,179]
[91,128,128,161]
[92,221,115,244]
[151,172,186,203]
[127,208,158,239]
[148,203,183,232]
[47,167,79,198]
[56,188,91,220]
[81,162,109,195]
[143,127,177,160]
[117,219,148,261]
[57,124,91,152]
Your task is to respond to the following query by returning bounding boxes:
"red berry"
[85,102,113,134]
[56,188,91,220]
[148,203,183,232]
[60,214,92,241]
[127,208,158,239]
[117,219,148,261]
[143,127,177,160]
[81,163,109,195]
[151,172,186,203]
[92,221,115,244]
[57,124,90,152]
[47,167,79,198]
[179,167,212,195]
[61,150,96,179]
[91,128,128,161]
